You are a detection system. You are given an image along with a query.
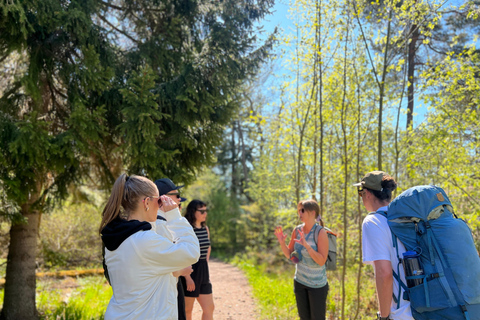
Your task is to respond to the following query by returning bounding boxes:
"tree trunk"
[231,122,237,197]
[377,9,393,171]
[1,210,40,320]
[353,74,363,320]
[406,23,419,131]
[340,12,350,319]
[237,121,249,194]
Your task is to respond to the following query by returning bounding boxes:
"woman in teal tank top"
[274,199,329,320]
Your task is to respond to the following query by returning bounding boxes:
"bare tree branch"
[97,14,139,44]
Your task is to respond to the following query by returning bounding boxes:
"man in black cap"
[154,178,194,320]
[155,178,187,218]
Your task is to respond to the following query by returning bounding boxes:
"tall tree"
[0,0,275,318]
[0,1,115,319]
[97,0,276,182]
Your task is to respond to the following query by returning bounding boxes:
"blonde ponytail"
[99,174,157,234]
[99,174,127,234]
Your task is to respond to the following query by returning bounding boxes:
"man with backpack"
[354,171,413,320]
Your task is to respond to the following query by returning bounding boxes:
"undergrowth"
[230,252,377,320]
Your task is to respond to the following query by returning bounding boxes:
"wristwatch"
[376,312,390,320]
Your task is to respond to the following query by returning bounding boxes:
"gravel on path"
[190,258,258,320]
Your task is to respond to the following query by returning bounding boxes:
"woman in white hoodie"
[99,174,200,320]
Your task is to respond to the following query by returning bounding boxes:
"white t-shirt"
[362,206,413,320]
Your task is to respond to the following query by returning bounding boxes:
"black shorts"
[182,259,212,297]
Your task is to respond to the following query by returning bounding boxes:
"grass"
[37,276,111,320]
[0,275,111,320]
[0,254,378,320]
[235,260,298,320]
[231,255,378,320]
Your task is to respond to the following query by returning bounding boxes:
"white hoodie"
[104,208,200,320]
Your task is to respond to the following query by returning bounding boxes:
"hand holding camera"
[159,195,178,212]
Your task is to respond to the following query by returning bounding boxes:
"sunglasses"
[299,208,305,213]
[197,209,208,214]
[144,196,162,206]
[358,188,365,197]
[166,192,181,199]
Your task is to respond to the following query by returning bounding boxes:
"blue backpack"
[385,185,480,320]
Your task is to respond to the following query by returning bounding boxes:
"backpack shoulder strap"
[314,223,323,246]
[370,210,405,309]
[371,210,387,218]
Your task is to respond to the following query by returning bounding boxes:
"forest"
[0,0,479,319]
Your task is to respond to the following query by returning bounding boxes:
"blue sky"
[256,0,429,128]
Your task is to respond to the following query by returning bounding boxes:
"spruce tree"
[0,0,274,318]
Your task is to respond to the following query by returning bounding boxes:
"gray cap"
[353,171,386,191]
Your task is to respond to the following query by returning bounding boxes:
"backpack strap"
[313,223,323,246]
[295,224,322,245]
[371,210,407,309]
[424,221,457,307]
[391,231,407,309]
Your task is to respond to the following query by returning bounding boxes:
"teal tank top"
[293,223,328,288]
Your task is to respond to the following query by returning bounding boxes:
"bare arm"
[304,228,328,266]
[206,226,211,262]
[184,274,195,292]
[374,260,393,318]
[172,266,193,278]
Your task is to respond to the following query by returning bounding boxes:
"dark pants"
[294,280,329,320]
[177,279,186,320]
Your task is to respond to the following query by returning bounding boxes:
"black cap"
[154,178,184,196]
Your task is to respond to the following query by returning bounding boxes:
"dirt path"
[190,259,258,320]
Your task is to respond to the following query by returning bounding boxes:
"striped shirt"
[193,227,210,260]
[293,224,327,288]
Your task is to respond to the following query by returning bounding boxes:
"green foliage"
[118,64,173,176]
[101,0,277,183]
[0,276,110,320]
[0,0,115,215]
[36,276,110,320]
[231,255,377,320]
[234,0,480,318]
[183,170,247,253]
[1,0,276,315]
[38,198,103,269]
[232,257,298,319]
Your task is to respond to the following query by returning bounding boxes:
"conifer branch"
[97,14,139,44]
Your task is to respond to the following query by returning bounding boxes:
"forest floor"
[0,258,260,319]
[190,258,259,320]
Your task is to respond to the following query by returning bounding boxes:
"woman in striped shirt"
[182,200,214,320]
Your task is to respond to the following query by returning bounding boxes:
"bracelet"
[376,312,390,320]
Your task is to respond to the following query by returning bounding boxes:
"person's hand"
[180,266,193,277]
[274,226,288,244]
[185,276,195,292]
[293,227,307,247]
[159,195,178,212]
